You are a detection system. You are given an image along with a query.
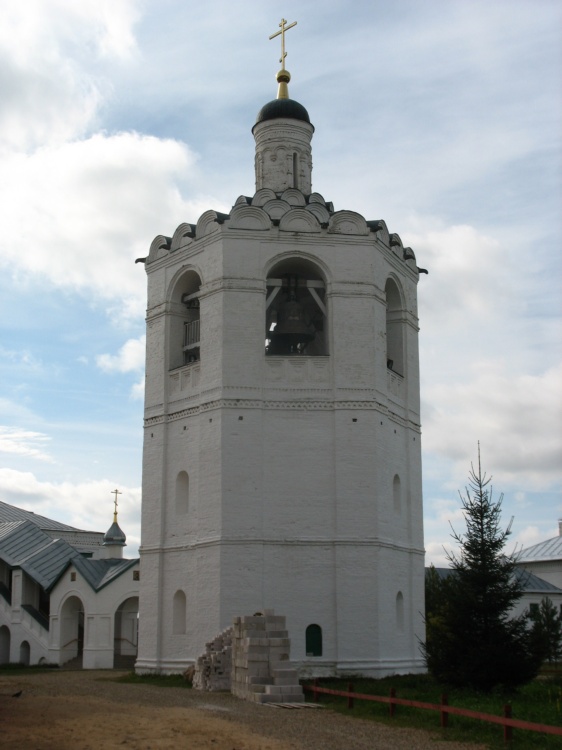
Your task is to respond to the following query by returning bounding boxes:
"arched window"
[176,471,190,515]
[172,590,186,635]
[385,278,404,375]
[266,258,327,356]
[169,270,202,370]
[305,624,323,657]
[396,592,404,634]
[393,474,401,514]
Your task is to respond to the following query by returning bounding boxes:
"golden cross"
[111,488,122,521]
[269,18,297,69]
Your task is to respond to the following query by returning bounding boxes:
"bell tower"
[136,21,425,677]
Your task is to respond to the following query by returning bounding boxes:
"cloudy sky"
[1,0,560,565]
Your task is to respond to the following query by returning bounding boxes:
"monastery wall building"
[137,29,426,677]
[0,499,139,669]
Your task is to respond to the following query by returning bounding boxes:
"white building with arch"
[137,64,425,676]
[0,500,139,669]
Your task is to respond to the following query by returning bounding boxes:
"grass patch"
[113,672,191,689]
[303,674,562,749]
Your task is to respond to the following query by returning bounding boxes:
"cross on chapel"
[111,488,122,522]
[269,18,297,69]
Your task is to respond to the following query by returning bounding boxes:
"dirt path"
[0,670,486,750]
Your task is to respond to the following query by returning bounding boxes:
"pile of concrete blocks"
[192,626,233,691]
[231,612,304,704]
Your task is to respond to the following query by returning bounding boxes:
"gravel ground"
[0,669,487,750]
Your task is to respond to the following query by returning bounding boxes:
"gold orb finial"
[276,68,291,100]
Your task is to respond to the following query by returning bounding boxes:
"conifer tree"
[423,447,542,690]
[530,597,562,665]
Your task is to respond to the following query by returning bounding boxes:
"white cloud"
[0,0,140,151]
[423,362,562,491]
[131,378,145,401]
[424,541,457,569]
[97,336,146,399]
[0,132,197,317]
[97,336,145,374]
[512,525,547,552]
[0,397,40,424]
[0,346,43,372]
[0,1,202,324]
[405,223,509,327]
[0,426,53,462]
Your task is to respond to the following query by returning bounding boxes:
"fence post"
[389,687,396,718]
[313,678,318,703]
[348,682,354,710]
[440,694,449,728]
[504,704,512,744]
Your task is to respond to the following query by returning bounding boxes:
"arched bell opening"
[265,258,327,356]
[168,270,202,369]
[385,277,405,376]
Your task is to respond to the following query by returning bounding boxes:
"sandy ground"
[0,669,486,750]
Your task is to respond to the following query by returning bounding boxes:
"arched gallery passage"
[19,640,30,666]
[0,625,10,663]
[59,595,84,666]
[114,596,139,667]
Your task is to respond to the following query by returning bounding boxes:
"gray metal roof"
[0,500,105,553]
[427,566,562,594]
[0,500,83,531]
[53,530,105,548]
[0,520,80,590]
[0,519,138,592]
[513,567,562,593]
[22,538,81,591]
[518,535,562,563]
[73,557,138,591]
[0,521,25,541]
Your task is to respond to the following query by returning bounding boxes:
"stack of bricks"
[192,626,233,691]
[231,612,304,704]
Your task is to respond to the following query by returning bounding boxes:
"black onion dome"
[103,521,126,546]
[253,99,313,131]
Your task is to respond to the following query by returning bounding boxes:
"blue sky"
[0,0,560,564]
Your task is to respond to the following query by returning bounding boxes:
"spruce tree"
[423,448,542,690]
[531,597,562,665]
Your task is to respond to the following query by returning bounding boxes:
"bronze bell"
[269,291,315,354]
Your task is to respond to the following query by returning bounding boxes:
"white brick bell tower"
[136,21,425,677]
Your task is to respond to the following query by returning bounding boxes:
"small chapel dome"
[103,520,126,546]
[254,97,312,128]
[252,66,314,133]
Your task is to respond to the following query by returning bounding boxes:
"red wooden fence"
[303,681,562,745]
